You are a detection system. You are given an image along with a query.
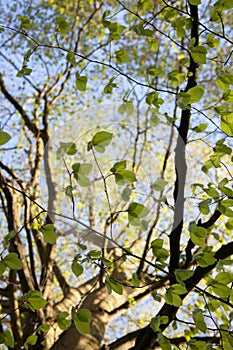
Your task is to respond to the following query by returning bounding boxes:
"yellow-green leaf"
[0,131,11,146]
[221,114,233,136]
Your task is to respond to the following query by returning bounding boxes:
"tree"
[0,0,233,349]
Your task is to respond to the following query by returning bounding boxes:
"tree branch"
[169,1,199,278]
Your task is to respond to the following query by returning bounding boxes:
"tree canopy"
[0,0,233,349]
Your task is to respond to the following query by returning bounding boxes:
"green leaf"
[3,230,15,249]
[192,123,208,132]
[87,250,101,258]
[175,269,194,285]
[106,22,126,40]
[188,339,207,350]
[92,131,113,150]
[37,324,50,333]
[193,309,207,333]
[115,49,129,64]
[221,114,233,136]
[56,312,71,330]
[164,291,182,307]
[0,131,11,146]
[151,239,169,261]
[170,284,187,295]
[25,335,38,349]
[211,281,231,298]
[134,22,154,37]
[190,45,207,64]
[40,224,56,244]
[115,170,137,185]
[66,52,76,66]
[177,91,191,109]
[104,82,117,94]
[76,73,87,91]
[150,316,168,332]
[110,160,127,172]
[168,70,186,86]
[140,219,149,231]
[138,0,153,11]
[196,252,216,267]
[189,222,207,246]
[118,101,134,115]
[150,112,160,127]
[204,187,219,198]
[65,185,73,198]
[20,16,32,30]
[121,187,131,202]
[165,284,187,307]
[16,67,32,77]
[146,92,164,107]
[226,218,233,230]
[106,276,123,295]
[0,261,6,275]
[223,89,233,102]
[147,67,163,77]
[189,0,201,4]
[128,202,149,226]
[3,330,14,348]
[215,138,232,154]
[100,257,113,266]
[206,33,219,48]
[150,316,161,332]
[215,271,233,284]
[20,290,47,311]
[105,277,112,294]
[132,273,140,287]
[71,261,83,278]
[4,253,22,270]
[218,200,233,217]
[74,173,90,187]
[57,142,77,158]
[201,160,212,174]
[218,178,233,197]
[152,178,167,191]
[157,333,171,350]
[151,239,163,249]
[217,73,233,90]
[148,38,158,51]
[221,0,233,10]
[77,242,87,250]
[198,199,211,215]
[72,307,92,334]
[128,202,149,218]
[151,290,161,302]
[187,86,204,103]
[72,164,92,187]
[56,16,69,34]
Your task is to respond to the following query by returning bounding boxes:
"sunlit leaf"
[56,312,71,331]
[72,307,92,334]
[71,261,83,278]
[40,224,56,244]
[76,73,88,91]
[106,276,123,295]
[187,86,204,103]
[190,45,207,64]
[20,290,47,311]
[4,253,23,270]
[0,131,11,145]
[221,114,233,136]
[56,16,69,34]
